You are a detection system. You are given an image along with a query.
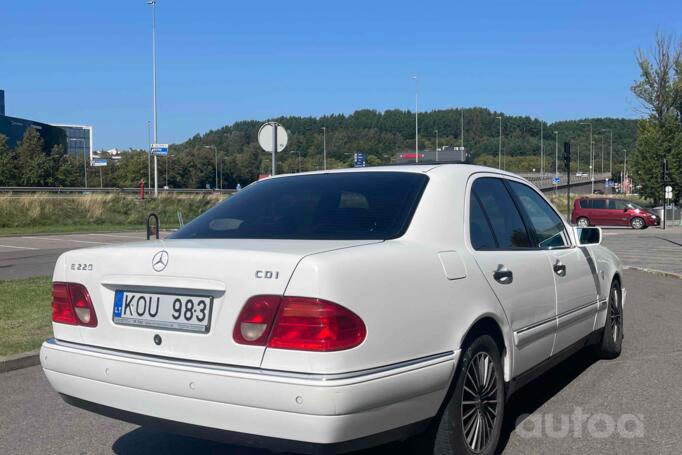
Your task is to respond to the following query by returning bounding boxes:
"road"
[0,232,168,280]
[601,226,682,276]
[1,269,680,454]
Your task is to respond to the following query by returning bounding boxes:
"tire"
[596,279,623,359]
[410,335,505,455]
[576,217,590,228]
[630,217,645,230]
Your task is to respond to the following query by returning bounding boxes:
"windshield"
[171,172,429,240]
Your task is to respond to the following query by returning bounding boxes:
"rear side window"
[591,199,606,209]
[171,172,428,240]
[508,181,568,249]
[470,195,497,250]
[470,178,531,249]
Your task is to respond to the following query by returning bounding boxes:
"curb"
[624,266,682,280]
[0,350,40,373]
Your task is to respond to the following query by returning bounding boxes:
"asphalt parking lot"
[1,269,681,454]
[0,232,169,280]
[601,226,682,276]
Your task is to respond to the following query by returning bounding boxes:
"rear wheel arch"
[460,316,511,382]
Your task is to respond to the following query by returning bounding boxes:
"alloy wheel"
[610,287,622,343]
[461,352,499,453]
[577,218,589,228]
[631,217,644,229]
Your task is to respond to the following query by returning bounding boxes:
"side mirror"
[574,227,602,246]
[623,208,628,212]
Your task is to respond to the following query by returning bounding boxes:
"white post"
[149,0,159,197]
[412,76,418,163]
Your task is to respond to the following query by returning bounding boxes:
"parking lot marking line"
[21,236,111,245]
[0,244,39,250]
[88,234,144,239]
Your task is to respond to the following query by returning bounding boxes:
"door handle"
[493,266,513,284]
[553,261,567,276]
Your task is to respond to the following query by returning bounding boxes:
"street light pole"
[203,145,218,189]
[601,128,613,176]
[146,120,151,192]
[435,129,438,162]
[460,109,464,148]
[496,116,502,169]
[148,0,159,197]
[600,134,604,173]
[554,131,559,176]
[580,122,593,193]
[69,138,87,187]
[321,127,327,170]
[291,150,301,172]
[412,76,419,163]
[540,122,544,177]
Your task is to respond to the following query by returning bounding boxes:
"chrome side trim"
[45,338,454,382]
[557,301,598,329]
[513,317,556,348]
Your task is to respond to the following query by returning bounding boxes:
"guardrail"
[522,173,611,190]
[0,187,236,195]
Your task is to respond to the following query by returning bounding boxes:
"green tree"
[630,32,682,203]
[15,128,53,186]
[0,134,18,185]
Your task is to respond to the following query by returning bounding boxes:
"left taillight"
[51,282,98,327]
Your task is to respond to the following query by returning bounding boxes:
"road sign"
[90,158,107,167]
[665,185,673,200]
[257,123,288,153]
[552,176,561,185]
[354,152,366,168]
[151,143,169,156]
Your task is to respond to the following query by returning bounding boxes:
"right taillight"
[233,296,366,352]
[51,282,98,327]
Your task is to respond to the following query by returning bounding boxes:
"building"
[395,146,471,164]
[52,124,93,160]
[0,90,92,159]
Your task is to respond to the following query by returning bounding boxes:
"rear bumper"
[40,339,456,453]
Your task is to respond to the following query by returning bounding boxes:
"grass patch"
[0,193,224,232]
[0,276,53,356]
[0,224,164,236]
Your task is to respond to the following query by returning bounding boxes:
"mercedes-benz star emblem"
[152,250,169,272]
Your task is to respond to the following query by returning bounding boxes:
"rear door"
[506,181,599,354]
[589,199,608,225]
[607,199,630,226]
[467,176,557,377]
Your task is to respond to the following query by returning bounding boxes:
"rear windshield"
[171,172,428,240]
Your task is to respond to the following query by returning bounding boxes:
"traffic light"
[662,158,669,182]
[563,142,571,172]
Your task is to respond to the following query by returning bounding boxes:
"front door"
[505,180,599,354]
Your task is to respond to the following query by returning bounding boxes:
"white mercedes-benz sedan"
[40,164,624,455]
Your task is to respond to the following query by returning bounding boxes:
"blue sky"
[2,1,681,150]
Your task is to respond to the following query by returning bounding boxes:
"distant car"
[572,197,660,229]
[41,165,625,455]
[576,172,588,177]
[593,189,605,195]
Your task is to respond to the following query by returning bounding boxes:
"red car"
[571,197,660,229]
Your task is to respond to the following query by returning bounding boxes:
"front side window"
[470,178,531,249]
[172,172,428,240]
[608,199,628,210]
[508,181,569,249]
[579,199,591,209]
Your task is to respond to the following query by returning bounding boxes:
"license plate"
[113,291,213,333]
